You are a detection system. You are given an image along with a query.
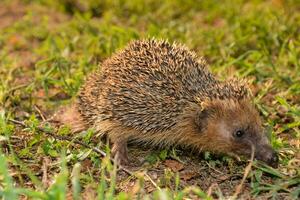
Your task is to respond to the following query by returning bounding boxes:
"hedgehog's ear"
[195,109,209,132]
[194,101,211,132]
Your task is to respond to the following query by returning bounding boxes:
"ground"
[0,0,299,199]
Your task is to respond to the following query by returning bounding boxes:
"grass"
[0,0,299,199]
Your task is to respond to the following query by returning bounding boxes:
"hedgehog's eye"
[233,130,245,138]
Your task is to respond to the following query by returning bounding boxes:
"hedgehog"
[58,39,278,167]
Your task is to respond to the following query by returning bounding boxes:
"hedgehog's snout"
[255,145,279,168]
[268,151,279,168]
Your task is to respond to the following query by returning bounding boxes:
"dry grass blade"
[207,183,218,196]
[42,157,49,189]
[231,145,255,199]
[34,105,46,122]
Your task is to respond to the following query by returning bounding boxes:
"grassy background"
[0,0,299,199]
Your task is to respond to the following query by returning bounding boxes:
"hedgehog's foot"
[111,139,129,165]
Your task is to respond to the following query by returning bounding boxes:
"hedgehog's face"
[197,99,278,167]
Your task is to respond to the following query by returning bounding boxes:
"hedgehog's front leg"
[111,138,129,165]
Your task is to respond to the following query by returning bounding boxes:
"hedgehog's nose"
[267,151,279,168]
[261,150,278,168]
[255,146,279,168]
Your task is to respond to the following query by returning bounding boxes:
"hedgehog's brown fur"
[59,39,278,167]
